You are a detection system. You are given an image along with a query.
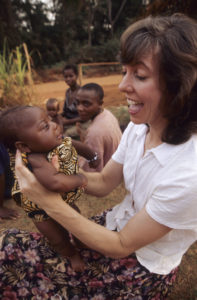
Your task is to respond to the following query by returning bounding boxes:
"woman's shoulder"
[176,134,197,162]
[159,134,197,182]
[114,123,147,153]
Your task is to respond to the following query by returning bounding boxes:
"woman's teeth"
[127,99,142,106]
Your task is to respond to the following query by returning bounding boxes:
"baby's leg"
[34,218,85,272]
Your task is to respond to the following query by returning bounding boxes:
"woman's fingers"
[15,149,33,190]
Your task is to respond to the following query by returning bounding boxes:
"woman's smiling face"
[119,53,167,130]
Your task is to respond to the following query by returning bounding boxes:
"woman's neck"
[144,124,165,153]
[144,116,168,152]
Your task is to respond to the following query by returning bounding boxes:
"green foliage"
[0,0,143,67]
[72,38,120,63]
[0,41,34,107]
[145,0,197,18]
[14,46,28,87]
[2,0,196,68]
[0,42,14,94]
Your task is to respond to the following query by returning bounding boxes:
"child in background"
[0,105,99,271]
[62,64,91,139]
[46,98,64,132]
[62,64,81,125]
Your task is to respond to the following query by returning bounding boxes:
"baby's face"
[18,107,62,153]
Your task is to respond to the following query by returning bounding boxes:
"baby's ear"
[15,141,31,153]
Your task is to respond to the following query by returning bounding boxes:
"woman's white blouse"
[107,122,197,275]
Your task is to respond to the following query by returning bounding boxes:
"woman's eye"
[135,72,146,80]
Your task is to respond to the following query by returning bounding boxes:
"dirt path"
[33,74,126,108]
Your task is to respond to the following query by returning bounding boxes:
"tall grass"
[0,41,36,108]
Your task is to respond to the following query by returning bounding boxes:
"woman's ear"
[15,141,31,153]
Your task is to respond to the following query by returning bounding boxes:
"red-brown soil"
[33,74,126,108]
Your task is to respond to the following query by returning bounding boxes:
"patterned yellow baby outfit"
[9,137,83,221]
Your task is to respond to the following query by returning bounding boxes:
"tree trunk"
[107,0,127,37]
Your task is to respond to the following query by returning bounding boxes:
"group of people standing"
[0,12,197,300]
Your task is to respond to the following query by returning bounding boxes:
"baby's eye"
[44,123,49,130]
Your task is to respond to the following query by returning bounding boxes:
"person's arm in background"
[78,130,104,172]
[62,116,81,125]
[72,139,100,169]
[28,153,87,193]
[15,150,171,259]
[0,168,19,220]
[0,161,19,219]
[61,90,81,125]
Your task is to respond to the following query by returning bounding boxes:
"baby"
[0,105,99,271]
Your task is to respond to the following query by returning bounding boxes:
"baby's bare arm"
[28,153,86,193]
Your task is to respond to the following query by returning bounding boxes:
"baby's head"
[46,98,60,119]
[0,106,63,153]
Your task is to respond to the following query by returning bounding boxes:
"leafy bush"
[0,42,36,108]
[63,37,120,64]
[80,38,120,63]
